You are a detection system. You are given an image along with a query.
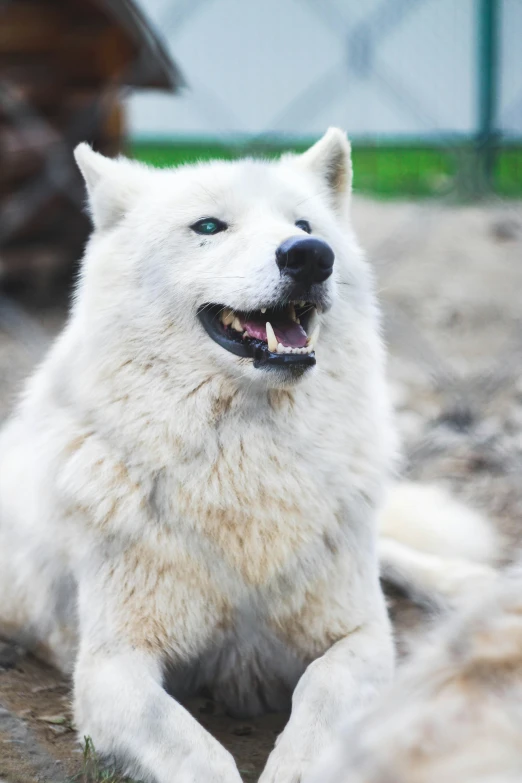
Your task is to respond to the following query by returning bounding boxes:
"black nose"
[276,236,334,286]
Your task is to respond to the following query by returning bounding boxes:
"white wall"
[128,0,522,141]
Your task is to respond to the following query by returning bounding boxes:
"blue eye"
[295,219,312,234]
[191,217,227,235]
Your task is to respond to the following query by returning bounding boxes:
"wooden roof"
[91,0,184,90]
[0,0,184,298]
[0,0,184,92]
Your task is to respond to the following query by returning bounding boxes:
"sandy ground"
[1,197,522,781]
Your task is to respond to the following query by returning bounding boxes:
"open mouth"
[197,301,320,371]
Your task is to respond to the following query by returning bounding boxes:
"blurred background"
[129,0,522,199]
[1,0,522,528]
[1,2,522,778]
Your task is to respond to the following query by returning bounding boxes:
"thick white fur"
[381,482,498,563]
[379,483,500,607]
[0,129,398,782]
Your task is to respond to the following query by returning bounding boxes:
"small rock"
[0,642,23,670]
[232,724,253,736]
[38,714,67,725]
[31,683,61,694]
[47,723,70,735]
[437,406,476,432]
[491,218,520,242]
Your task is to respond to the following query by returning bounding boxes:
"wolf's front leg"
[74,645,242,783]
[259,623,394,783]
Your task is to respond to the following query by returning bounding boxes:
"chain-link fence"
[129,0,522,198]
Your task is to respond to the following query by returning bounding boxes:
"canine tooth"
[289,304,297,322]
[266,321,278,353]
[307,307,318,334]
[232,317,243,332]
[306,324,320,350]
[222,308,234,326]
[261,307,267,314]
[296,317,300,324]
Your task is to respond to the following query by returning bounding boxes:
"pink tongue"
[240,313,308,348]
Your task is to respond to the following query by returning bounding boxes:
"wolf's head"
[74,129,374,390]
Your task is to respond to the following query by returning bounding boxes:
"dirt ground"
[0,646,287,782]
[1,197,522,781]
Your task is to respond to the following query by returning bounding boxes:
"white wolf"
[0,129,497,783]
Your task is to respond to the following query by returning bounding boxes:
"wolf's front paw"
[258,755,307,783]
[258,738,322,783]
[172,743,243,783]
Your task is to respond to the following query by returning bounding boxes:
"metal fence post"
[476,0,499,195]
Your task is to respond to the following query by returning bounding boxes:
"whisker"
[294,188,331,209]
[197,302,220,315]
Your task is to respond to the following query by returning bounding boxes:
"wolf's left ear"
[297,128,352,216]
[74,143,147,232]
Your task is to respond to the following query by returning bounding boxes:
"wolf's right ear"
[74,143,146,232]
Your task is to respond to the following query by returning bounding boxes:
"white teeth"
[306,306,318,335]
[289,304,297,322]
[261,307,267,314]
[232,317,243,333]
[306,324,320,350]
[265,321,278,353]
[221,308,234,326]
[275,343,315,355]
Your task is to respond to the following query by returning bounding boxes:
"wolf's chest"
[160,429,342,586]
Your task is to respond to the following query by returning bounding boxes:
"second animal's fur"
[310,562,521,783]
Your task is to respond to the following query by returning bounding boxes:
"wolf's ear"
[74,143,146,231]
[297,128,352,215]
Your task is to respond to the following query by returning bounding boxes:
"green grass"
[129,141,522,199]
[496,147,522,198]
[68,737,140,783]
